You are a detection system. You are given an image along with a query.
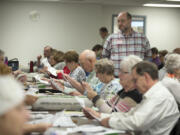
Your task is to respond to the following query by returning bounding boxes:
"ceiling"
[3,0,180,7]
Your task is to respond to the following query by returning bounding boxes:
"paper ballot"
[75,96,85,108]
[75,96,101,121]
[48,67,57,76]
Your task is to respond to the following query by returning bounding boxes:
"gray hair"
[120,55,142,73]
[95,58,114,75]
[165,53,180,74]
[0,49,4,57]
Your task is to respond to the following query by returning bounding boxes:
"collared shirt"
[102,34,109,45]
[86,70,100,89]
[101,82,179,135]
[161,76,180,105]
[102,30,151,76]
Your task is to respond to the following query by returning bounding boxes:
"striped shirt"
[107,89,142,112]
[102,30,151,76]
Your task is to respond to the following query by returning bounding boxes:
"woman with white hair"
[83,55,142,113]
[0,76,29,135]
[0,63,52,134]
[84,58,122,100]
[161,53,180,108]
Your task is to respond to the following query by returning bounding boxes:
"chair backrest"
[170,118,180,135]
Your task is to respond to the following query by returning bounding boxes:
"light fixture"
[143,3,180,7]
[29,10,40,22]
[166,0,180,2]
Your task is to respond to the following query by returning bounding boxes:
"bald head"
[79,50,96,72]
[117,12,132,33]
[118,12,132,20]
[80,50,96,60]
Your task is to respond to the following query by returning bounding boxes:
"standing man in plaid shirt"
[102,12,151,77]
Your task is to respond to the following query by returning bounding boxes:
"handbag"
[8,58,19,71]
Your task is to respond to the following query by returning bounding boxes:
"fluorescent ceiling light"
[166,0,180,1]
[143,3,180,7]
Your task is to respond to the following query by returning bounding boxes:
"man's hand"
[37,55,42,60]
[100,117,110,128]
[83,107,101,119]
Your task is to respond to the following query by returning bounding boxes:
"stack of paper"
[29,110,77,127]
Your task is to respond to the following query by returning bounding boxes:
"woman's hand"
[69,91,82,96]
[50,79,64,90]
[25,95,38,105]
[82,82,97,100]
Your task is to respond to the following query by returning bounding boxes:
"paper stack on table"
[29,110,77,127]
[44,124,126,135]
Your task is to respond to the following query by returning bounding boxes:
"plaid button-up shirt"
[102,30,152,76]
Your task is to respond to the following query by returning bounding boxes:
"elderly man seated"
[37,46,52,71]
[51,49,101,95]
[84,61,179,135]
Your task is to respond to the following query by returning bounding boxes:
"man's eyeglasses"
[119,69,129,74]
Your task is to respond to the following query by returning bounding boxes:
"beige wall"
[102,5,180,51]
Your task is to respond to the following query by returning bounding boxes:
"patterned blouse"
[97,78,122,100]
[64,66,86,88]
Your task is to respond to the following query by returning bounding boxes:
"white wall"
[0,2,103,65]
[0,2,180,66]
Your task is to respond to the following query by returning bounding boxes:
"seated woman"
[0,63,51,133]
[158,50,168,70]
[83,55,143,113]
[150,47,161,68]
[49,50,65,70]
[83,58,122,100]
[59,50,86,88]
[161,53,180,108]
[0,76,29,135]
